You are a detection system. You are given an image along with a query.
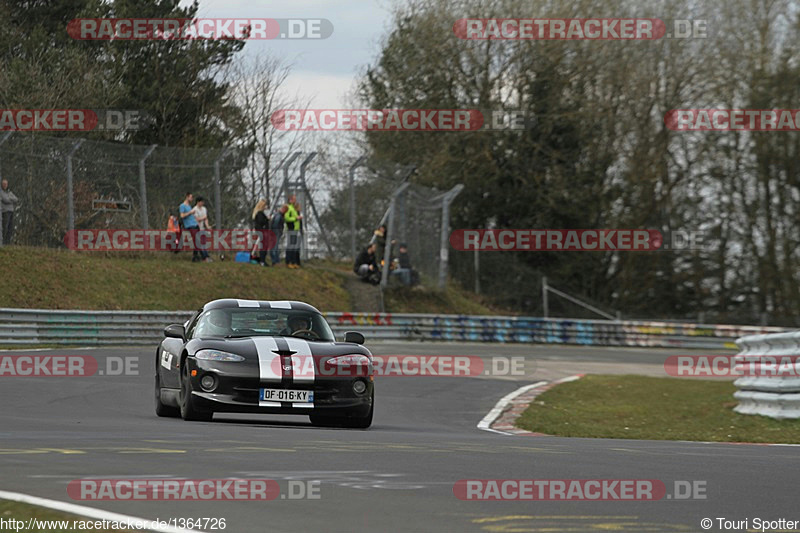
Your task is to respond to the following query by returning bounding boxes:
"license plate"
[260,388,313,402]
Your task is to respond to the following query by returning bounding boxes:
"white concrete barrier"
[734,331,800,418]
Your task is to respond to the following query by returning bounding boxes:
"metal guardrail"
[733,331,800,419]
[0,307,787,348]
[325,313,786,349]
[0,308,191,345]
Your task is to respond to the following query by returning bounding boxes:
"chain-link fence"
[378,182,463,289]
[0,134,248,247]
[313,156,464,288]
[0,135,465,288]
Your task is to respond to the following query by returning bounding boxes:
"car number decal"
[160,350,173,370]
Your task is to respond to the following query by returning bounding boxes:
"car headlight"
[327,354,371,366]
[195,349,246,362]
[322,354,372,377]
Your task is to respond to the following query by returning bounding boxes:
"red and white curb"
[0,490,206,533]
[478,375,584,436]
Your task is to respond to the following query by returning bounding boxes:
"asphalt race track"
[0,342,795,533]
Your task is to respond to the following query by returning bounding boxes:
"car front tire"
[179,362,213,422]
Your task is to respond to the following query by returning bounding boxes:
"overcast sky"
[185,0,394,109]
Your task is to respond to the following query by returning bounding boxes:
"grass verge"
[1,247,504,315]
[0,247,351,311]
[516,374,800,444]
[382,283,501,315]
[0,500,137,532]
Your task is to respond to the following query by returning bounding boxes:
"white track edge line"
[477,381,547,434]
[0,490,207,533]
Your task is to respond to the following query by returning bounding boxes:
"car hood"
[186,336,372,359]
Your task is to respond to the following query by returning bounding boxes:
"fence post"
[381,200,395,289]
[282,152,302,199]
[381,182,410,288]
[267,152,301,216]
[298,153,314,260]
[349,156,366,259]
[138,144,157,229]
[438,197,450,290]
[296,152,334,258]
[474,249,480,294]
[213,147,232,228]
[438,184,463,290]
[542,275,549,318]
[66,139,85,234]
[0,132,13,246]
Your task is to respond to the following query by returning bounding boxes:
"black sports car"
[155,299,374,428]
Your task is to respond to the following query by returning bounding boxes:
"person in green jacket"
[284,195,302,268]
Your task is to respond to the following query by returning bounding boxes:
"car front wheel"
[179,362,213,422]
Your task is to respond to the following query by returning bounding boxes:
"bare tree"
[225,54,311,209]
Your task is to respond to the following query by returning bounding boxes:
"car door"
[158,312,198,389]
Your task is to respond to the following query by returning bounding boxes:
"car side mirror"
[344,331,365,344]
[164,324,186,340]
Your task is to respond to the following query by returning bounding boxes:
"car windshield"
[192,308,335,342]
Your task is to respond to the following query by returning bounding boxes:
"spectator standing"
[284,195,302,268]
[269,205,286,266]
[166,211,181,253]
[195,196,211,230]
[252,198,269,266]
[194,196,213,262]
[0,179,19,244]
[179,193,208,263]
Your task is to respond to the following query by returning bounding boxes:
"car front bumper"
[187,358,373,416]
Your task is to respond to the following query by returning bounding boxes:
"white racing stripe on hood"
[268,301,292,309]
[252,337,282,383]
[285,337,315,384]
[237,299,260,307]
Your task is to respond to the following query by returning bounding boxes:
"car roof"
[202,299,322,314]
